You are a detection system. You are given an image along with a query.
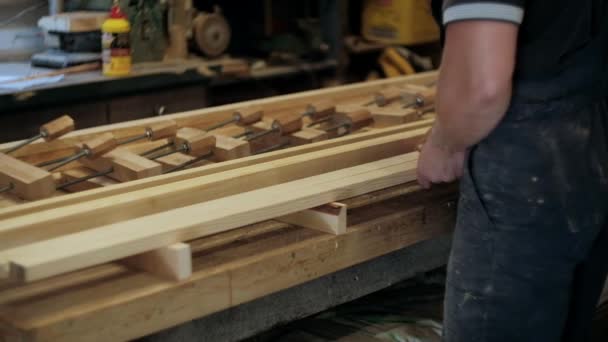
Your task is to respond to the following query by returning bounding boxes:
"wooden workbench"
[0,71,455,341]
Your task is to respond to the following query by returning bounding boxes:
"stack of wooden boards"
[0,72,456,342]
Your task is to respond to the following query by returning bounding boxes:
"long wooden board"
[0,120,432,221]
[1,154,419,282]
[0,129,428,250]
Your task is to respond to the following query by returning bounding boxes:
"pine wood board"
[0,128,429,251]
[0,185,455,342]
[0,120,432,221]
[0,154,420,282]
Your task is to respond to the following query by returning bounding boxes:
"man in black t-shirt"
[418,1,608,341]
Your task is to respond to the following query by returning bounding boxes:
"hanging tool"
[42,133,118,172]
[148,128,216,160]
[323,109,373,137]
[246,113,303,142]
[203,107,263,132]
[364,87,406,107]
[118,120,178,145]
[5,115,75,154]
[303,100,337,127]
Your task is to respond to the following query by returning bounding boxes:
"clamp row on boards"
[0,84,436,201]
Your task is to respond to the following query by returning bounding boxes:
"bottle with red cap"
[102,0,131,76]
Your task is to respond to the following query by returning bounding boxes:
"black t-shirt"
[436,0,608,85]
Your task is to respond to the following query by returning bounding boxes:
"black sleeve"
[442,0,525,25]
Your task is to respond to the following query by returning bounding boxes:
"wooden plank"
[278,202,347,235]
[0,120,432,221]
[372,106,419,128]
[0,154,55,201]
[0,154,419,282]
[120,243,192,281]
[0,130,426,251]
[0,186,454,342]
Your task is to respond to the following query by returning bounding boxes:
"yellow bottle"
[102,0,131,76]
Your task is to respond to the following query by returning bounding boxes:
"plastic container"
[102,1,131,76]
[362,0,439,45]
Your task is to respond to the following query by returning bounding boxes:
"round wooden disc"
[192,12,231,57]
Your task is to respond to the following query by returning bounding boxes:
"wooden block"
[289,128,328,146]
[156,153,214,173]
[41,115,75,140]
[248,121,282,153]
[373,87,405,106]
[372,107,418,128]
[146,120,178,140]
[60,167,118,192]
[174,128,216,156]
[121,243,192,281]
[109,153,162,182]
[0,153,55,200]
[250,120,273,133]
[273,112,303,135]
[79,149,123,172]
[278,202,347,235]
[213,124,248,138]
[339,108,373,130]
[211,135,251,162]
[83,133,118,158]
[234,107,263,125]
[305,100,335,120]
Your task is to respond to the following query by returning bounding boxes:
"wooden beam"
[0,154,55,201]
[0,129,426,250]
[0,120,432,221]
[278,202,347,235]
[0,154,419,282]
[120,243,192,281]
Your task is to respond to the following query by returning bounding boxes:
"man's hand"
[416,125,468,189]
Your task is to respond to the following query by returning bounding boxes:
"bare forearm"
[431,73,513,151]
[431,21,518,152]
